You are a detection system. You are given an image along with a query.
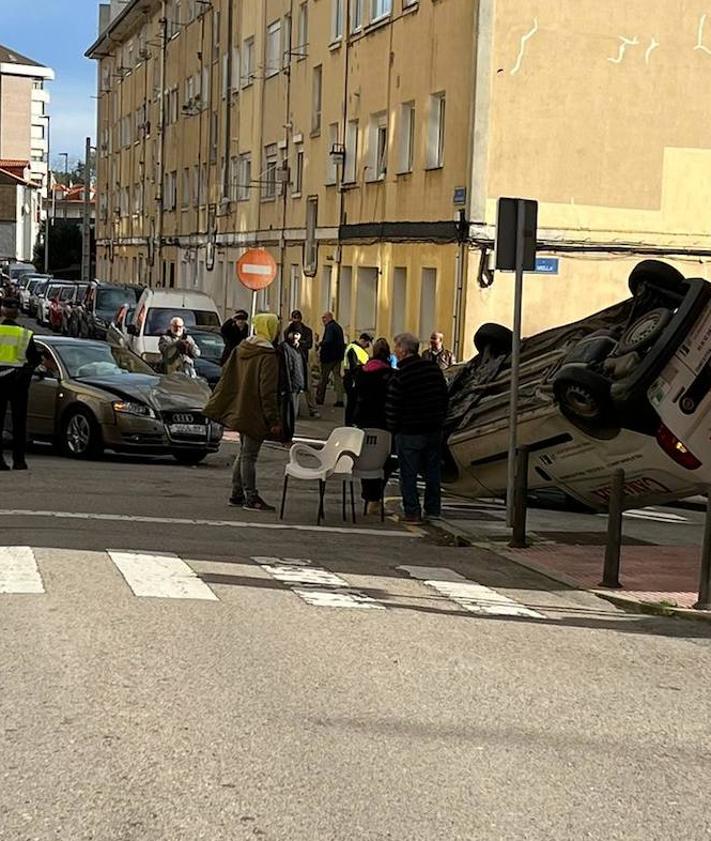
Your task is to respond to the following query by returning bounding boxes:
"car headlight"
[113,400,156,419]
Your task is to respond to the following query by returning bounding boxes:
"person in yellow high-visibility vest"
[0,298,42,470]
[342,333,372,425]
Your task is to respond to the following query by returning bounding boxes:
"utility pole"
[81,137,93,284]
[44,115,51,274]
[59,152,69,218]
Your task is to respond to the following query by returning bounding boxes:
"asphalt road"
[2,435,711,841]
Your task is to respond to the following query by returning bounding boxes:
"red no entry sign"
[236,248,278,291]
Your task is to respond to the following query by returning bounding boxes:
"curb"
[435,517,711,624]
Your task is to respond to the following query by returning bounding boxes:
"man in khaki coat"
[205,312,282,511]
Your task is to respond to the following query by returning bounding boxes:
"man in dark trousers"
[342,332,372,425]
[386,332,449,524]
[0,298,42,470]
[220,308,250,365]
[285,309,319,417]
[315,311,346,407]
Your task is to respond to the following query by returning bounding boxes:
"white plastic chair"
[280,427,365,525]
[335,428,392,523]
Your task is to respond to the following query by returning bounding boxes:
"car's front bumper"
[99,412,223,453]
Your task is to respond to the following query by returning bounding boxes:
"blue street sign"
[535,257,560,274]
[453,186,467,206]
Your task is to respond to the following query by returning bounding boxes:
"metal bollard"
[509,447,530,548]
[694,491,711,610]
[601,468,624,588]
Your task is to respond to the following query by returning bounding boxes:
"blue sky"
[4,0,100,166]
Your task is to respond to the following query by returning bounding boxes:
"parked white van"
[128,288,221,365]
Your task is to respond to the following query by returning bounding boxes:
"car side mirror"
[127,324,138,336]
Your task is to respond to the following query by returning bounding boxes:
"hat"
[234,309,249,319]
[359,332,373,342]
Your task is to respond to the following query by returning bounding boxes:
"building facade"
[0,44,54,193]
[0,162,41,262]
[88,0,474,350]
[88,0,711,357]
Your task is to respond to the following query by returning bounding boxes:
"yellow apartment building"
[88,0,711,356]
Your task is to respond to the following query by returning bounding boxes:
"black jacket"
[385,355,449,435]
[354,362,393,429]
[319,319,345,364]
[220,318,250,365]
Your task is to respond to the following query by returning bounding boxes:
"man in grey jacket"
[158,317,200,376]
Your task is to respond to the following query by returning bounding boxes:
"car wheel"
[553,367,613,423]
[616,308,673,355]
[628,260,685,297]
[172,450,208,466]
[61,407,103,459]
[474,323,513,355]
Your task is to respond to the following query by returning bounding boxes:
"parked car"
[48,283,83,332]
[37,281,72,326]
[444,260,711,511]
[59,282,88,335]
[75,281,142,340]
[4,336,223,464]
[19,274,52,313]
[2,260,36,285]
[28,277,50,317]
[128,288,221,366]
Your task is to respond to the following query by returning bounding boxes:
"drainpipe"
[278,0,296,319]
[333,0,351,323]
[155,1,168,288]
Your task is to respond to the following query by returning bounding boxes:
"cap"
[234,309,249,319]
[359,332,373,342]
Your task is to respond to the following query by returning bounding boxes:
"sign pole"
[506,200,526,527]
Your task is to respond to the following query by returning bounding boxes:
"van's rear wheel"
[553,367,613,424]
[616,308,672,355]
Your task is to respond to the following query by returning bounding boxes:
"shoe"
[229,494,245,506]
[400,513,424,525]
[366,501,381,515]
[12,461,28,471]
[243,495,276,512]
[334,401,344,408]
[0,460,9,471]
[309,412,321,419]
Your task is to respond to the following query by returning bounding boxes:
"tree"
[32,219,93,278]
[51,150,97,187]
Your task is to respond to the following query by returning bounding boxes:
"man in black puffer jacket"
[386,332,449,524]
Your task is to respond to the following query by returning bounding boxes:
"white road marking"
[0,546,44,594]
[398,565,544,619]
[0,509,416,539]
[252,556,384,610]
[623,509,688,523]
[109,551,218,601]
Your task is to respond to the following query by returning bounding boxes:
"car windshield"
[58,286,75,302]
[144,307,220,336]
[96,287,141,318]
[27,279,43,293]
[46,285,62,299]
[191,330,225,359]
[55,343,156,379]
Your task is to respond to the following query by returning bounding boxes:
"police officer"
[0,298,41,470]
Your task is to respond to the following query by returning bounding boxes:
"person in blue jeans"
[385,333,449,524]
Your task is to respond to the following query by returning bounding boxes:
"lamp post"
[81,137,96,284]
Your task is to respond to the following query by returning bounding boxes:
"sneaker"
[229,494,245,506]
[309,411,321,419]
[243,495,276,512]
[13,460,28,471]
[366,501,381,515]
[400,513,424,526]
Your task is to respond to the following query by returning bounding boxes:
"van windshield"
[144,307,220,336]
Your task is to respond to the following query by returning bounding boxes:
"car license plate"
[169,423,207,436]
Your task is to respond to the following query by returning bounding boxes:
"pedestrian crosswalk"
[0,545,545,621]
